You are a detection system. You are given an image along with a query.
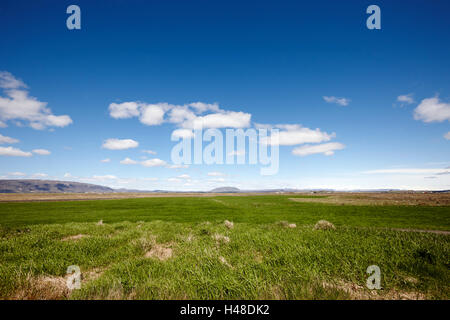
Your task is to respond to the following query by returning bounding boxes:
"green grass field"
[0,195,449,299]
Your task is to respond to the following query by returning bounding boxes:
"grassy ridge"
[0,195,449,299]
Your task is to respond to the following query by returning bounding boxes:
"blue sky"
[0,0,449,190]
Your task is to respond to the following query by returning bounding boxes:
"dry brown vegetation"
[145,244,173,261]
[314,220,336,230]
[61,234,86,241]
[321,280,426,300]
[290,192,450,206]
[0,192,255,202]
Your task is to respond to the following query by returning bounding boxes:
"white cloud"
[444,132,450,140]
[120,157,138,165]
[414,97,450,123]
[32,148,51,155]
[262,124,335,146]
[177,174,190,179]
[0,134,19,144]
[188,102,220,113]
[292,142,345,156]
[108,100,251,130]
[209,177,225,182]
[142,150,157,155]
[0,71,26,89]
[186,111,251,129]
[0,146,32,157]
[0,71,73,130]
[397,94,414,104]
[100,158,111,163]
[323,96,350,106]
[139,104,166,125]
[63,173,72,178]
[208,171,225,176]
[108,102,140,119]
[168,106,196,124]
[102,138,139,150]
[171,128,194,139]
[363,168,450,175]
[141,158,167,167]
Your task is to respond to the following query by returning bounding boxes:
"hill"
[209,187,240,193]
[0,179,114,193]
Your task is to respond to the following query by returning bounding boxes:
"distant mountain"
[0,180,114,193]
[209,187,240,193]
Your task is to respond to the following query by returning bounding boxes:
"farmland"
[0,194,449,300]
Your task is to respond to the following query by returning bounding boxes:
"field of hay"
[0,194,448,300]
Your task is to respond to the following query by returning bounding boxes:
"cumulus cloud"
[102,138,139,150]
[0,71,26,89]
[100,158,111,163]
[323,96,350,106]
[414,97,450,123]
[261,124,335,146]
[292,142,345,156]
[444,132,450,140]
[120,157,138,165]
[177,174,190,179]
[108,100,251,129]
[0,146,32,157]
[186,111,251,129]
[108,102,140,119]
[142,150,157,155]
[397,94,414,105]
[188,102,220,113]
[140,104,166,125]
[32,149,51,155]
[141,158,167,167]
[0,71,73,130]
[171,128,194,139]
[0,134,19,144]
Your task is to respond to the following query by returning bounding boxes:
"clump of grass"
[218,256,233,268]
[61,234,86,241]
[277,221,296,228]
[224,220,234,229]
[144,244,173,261]
[212,233,230,244]
[314,220,336,230]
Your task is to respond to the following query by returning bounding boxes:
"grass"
[0,195,449,299]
